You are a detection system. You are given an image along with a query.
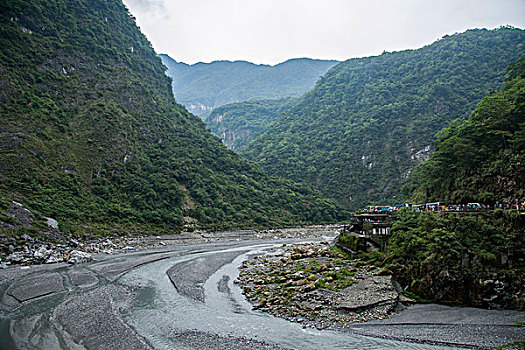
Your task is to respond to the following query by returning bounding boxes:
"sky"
[122,0,525,65]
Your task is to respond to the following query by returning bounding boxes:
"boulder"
[33,246,51,260]
[45,217,59,230]
[68,250,93,264]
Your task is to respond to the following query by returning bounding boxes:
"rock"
[7,201,34,227]
[20,233,33,241]
[291,272,304,280]
[33,246,51,260]
[45,255,61,264]
[69,239,80,247]
[304,283,316,292]
[68,250,93,264]
[6,252,26,263]
[0,262,8,269]
[45,217,59,230]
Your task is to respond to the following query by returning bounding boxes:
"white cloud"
[123,0,525,65]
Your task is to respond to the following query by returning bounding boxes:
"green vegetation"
[354,58,525,310]
[204,97,298,151]
[242,27,525,210]
[240,246,358,303]
[159,55,338,118]
[385,209,524,309]
[404,56,525,205]
[0,0,348,238]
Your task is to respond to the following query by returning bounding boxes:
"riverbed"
[0,227,523,349]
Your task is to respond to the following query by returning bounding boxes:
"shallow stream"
[120,244,462,350]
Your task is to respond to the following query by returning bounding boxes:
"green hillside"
[404,56,525,205]
[204,97,298,151]
[384,60,525,309]
[159,54,338,117]
[242,27,525,209]
[0,0,346,238]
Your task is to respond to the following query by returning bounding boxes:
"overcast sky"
[122,0,525,65]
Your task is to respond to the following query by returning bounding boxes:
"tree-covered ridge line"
[404,56,525,206]
[159,54,339,118]
[0,0,348,241]
[242,27,525,210]
[204,97,299,151]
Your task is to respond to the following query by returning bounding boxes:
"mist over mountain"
[159,54,338,118]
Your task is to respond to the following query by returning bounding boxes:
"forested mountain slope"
[242,27,525,209]
[386,59,525,309]
[159,54,338,117]
[0,0,345,237]
[204,98,298,151]
[404,56,525,205]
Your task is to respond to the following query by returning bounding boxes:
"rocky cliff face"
[204,97,298,151]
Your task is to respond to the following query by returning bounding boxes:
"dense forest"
[205,97,298,151]
[0,0,347,238]
[159,54,338,117]
[374,58,525,310]
[386,209,524,310]
[404,56,525,205]
[242,27,525,210]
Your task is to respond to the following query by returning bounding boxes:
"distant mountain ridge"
[242,27,525,210]
[159,54,339,117]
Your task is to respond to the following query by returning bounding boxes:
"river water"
[120,244,462,350]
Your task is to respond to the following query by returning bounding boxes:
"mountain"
[0,0,346,238]
[404,56,525,205]
[242,27,525,210]
[385,60,525,309]
[204,97,298,151]
[159,54,339,117]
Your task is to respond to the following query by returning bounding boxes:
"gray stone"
[6,252,26,263]
[7,201,34,227]
[69,239,80,247]
[68,250,92,264]
[6,272,64,302]
[68,270,98,288]
[33,246,51,260]
[45,255,61,264]
[45,217,59,230]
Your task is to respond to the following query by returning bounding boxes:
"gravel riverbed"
[0,225,340,266]
[1,225,523,349]
[236,241,412,330]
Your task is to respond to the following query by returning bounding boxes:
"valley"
[0,0,524,349]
